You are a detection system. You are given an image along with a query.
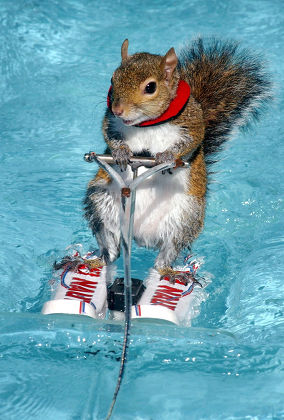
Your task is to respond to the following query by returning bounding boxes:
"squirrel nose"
[112,104,124,117]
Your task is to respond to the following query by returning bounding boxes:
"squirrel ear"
[161,47,178,82]
[121,39,129,62]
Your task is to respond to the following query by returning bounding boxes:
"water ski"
[42,249,207,326]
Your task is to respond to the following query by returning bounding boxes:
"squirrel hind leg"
[154,239,183,273]
[84,183,120,265]
[95,225,121,265]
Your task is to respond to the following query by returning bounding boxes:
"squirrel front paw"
[155,150,175,165]
[155,151,175,174]
[112,144,132,171]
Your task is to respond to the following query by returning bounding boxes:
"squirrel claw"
[83,256,106,269]
[155,151,175,165]
[158,267,178,284]
[54,255,105,272]
[158,267,202,286]
[112,145,132,171]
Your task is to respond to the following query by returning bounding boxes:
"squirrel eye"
[144,82,157,94]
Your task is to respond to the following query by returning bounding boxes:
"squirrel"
[84,38,271,283]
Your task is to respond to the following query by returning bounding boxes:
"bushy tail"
[179,38,272,161]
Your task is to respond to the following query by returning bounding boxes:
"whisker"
[93,100,107,109]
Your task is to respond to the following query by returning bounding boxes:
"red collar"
[107,80,190,127]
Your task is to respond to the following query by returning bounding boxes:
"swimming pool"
[0,0,283,418]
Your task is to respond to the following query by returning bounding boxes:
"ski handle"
[84,151,189,168]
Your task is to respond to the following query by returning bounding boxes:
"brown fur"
[188,148,207,198]
[84,38,271,270]
[94,168,111,184]
[110,52,179,122]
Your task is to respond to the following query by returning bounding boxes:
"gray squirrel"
[84,38,271,283]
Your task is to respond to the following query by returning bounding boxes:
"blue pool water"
[0,0,283,419]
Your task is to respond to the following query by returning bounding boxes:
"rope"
[105,284,131,420]
[105,187,135,420]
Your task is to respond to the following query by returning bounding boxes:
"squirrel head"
[110,39,179,126]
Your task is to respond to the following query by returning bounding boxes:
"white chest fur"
[103,118,198,249]
[114,119,184,155]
